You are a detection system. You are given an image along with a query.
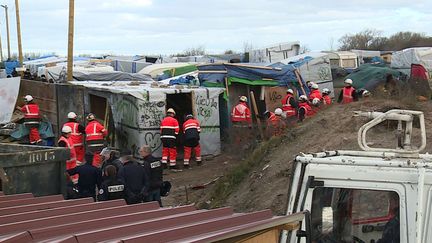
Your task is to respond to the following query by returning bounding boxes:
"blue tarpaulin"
[4,61,20,75]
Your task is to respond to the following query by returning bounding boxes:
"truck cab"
[284,110,430,243]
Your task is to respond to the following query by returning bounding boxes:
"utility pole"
[0,27,3,61]
[1,5,10,60]
[15,0,23,64]
[67,0,74,81]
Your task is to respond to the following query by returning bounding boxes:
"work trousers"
[92,152,102,168]
[146,189,162,207]
[162,147,177,166]
[75,145,85,164]
[29,127,42,144]
[184,144,201,165]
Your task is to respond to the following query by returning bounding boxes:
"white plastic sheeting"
[249,42,300,63]
[391,47,432,71]
[71,81,224,157]
[0,77,21,124]
[138,63,196,78]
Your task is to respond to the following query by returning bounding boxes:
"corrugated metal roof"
[0,193,302,243]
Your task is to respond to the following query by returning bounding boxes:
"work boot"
[197,161,202,166]
[183,164,190,169]
[162,163,168,169]
[169,165,178,170]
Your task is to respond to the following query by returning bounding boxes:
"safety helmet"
[67,112,77,119]
[287,89,294,94]
[185,114,194,119]
[299,95,308,101]
[363,90,370,97]
[86,113,95,121]
[239,96,248,102]
[24,95,33,102]
[312,98,320,105]
[274,108,283,116]
[167,108,176,115]
[344,79,353,85]
[62,126,72,134]
[311,83,319,89]
[322,88,330,94]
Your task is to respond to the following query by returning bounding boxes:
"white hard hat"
[311,83,319,89]
[344,79,353,85]
[322,88,330,94]
[62,126,72,134]
[299,95,308,101]
[312,98,320,105]
[67,112,77,119]
[287,89,294,94]
[274,108,283,116]
[363,90,370,97]
[24,95,33,102]
[239,96,248,102]
[167,108,176,114]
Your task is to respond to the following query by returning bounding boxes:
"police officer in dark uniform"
[66,152,101,201]
[98,165,125,201]
[100,147,123,180]
[139,145,163,206]
[117,150,149,205]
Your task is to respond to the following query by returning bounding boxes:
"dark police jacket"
[97,177,125,201]
[67,163,101,196]
[118,160,149,198]
[142,155,163,191]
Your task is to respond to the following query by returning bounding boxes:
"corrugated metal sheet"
[0,193,302,243]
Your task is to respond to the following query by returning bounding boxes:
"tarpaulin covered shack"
[70,81,225,157]
[197,63,308,121]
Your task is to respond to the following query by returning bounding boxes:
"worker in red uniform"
[231,96,252,145]
[281,89,297,118]
[160,108,180,169]
[267,108,286,136]
[338,79,358,104]
[19,95,42,144]
[308,83,323,101]
[182,114,201,168]
[322,88,332,105]
[85,113,107,168]
[63,112,85,164]
[298,95,312,122]
[58,126,79,184]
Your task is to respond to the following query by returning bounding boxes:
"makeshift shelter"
[249,42,301,63]
[70,81,225,157]
[108,56,153,73]
[277,52,334,97]
[391,48,432,76]
[351,50,382,64]
[139,63,197,79]
[345,64,407,90]
[325,51,358,70]
[197,63,308,121]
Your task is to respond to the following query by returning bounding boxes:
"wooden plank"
[250,91,264,139]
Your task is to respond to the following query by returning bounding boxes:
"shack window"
[311,188,399,243]
[341,59,356,68]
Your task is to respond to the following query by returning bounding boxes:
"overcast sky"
[0,0,430,56]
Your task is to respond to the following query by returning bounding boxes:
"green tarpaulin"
[346,64,407,90]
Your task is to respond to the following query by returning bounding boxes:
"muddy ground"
[163,98,432,215]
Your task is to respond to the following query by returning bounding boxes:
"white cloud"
[101,0,153,9]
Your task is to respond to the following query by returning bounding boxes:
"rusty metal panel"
[0,197,93,216]
[0,193,33,201]
[0,202,160,235]
[18,79,59,134]
[0,199,125,225]
[66,207,234,243]
[0,195,63,209]
[119,210,273,243]
[29,204,195,241]
[56,84,86,132]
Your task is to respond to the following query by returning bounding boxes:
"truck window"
[311,188,399,243]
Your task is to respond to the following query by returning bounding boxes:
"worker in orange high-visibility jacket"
[308,83,323,102]
[338,79,358,104]
[267,108,286,136]
[298,95,313,122]
[63,112,86,164]
[231,96,252,126]
[19,95,42,144]
[182,114,201,168]
[160,108,180,169]
[281,89,298,117]
[58,126,79,184]
[85,113,107,168]
[322,88,332,105]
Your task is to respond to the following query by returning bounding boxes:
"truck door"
[309,187,400,243]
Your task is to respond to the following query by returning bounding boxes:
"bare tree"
[328,37,335,51]
[300,45,310,54]
[338,29,383,50]
[243,41,253,53]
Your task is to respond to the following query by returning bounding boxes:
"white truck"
[283,109,430,243]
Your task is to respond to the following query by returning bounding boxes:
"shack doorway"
[88,94,114,146]
[166,93,193,160]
